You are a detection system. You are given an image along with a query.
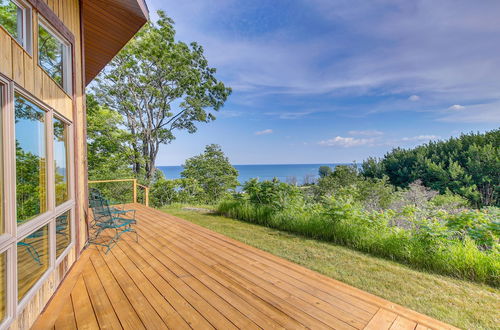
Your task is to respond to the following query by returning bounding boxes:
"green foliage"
[38,24,63,86]
[150,178,204,207]
[362,129,500,207]
[15,142,46,222]
[318,165,332,178]
[218,196,500,286]
[0,0,20,39]
[313,164,394,210]
[92,10,231,179]
[181,144,238,203]
[243,178,304,211]
[86,94,133,180]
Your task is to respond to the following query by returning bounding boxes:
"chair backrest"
[89,188,104,201]
[90,197,114,225]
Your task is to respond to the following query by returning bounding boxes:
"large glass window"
[54,118,69,206]
[56,211,70,258]
[0,0,23,42]
[38,21,71,93]
[15,93,47,225]
[17,224,49,301]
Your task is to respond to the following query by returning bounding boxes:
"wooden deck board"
[33,204,458,330]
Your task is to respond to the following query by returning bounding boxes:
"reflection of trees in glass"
[56,211,70,258]
[18,224,49,301]
[54,118,68,206]
[15,95,47,224]
[38,24,63,86]
[0,0,21,41]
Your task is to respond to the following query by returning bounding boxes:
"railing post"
[145,187,149,207]
[133,179,137,204]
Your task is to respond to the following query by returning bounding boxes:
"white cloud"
[319,136,376,147]
[348,130,384,136]
[408,95,420,101]
[439,101,500,123]
[448,104,465,110]
[255,129,273,135]
[401,135,440,142]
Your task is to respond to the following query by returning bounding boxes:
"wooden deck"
[33,204,457,330]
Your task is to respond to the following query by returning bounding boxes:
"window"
[0,82,74,324]
[38,19,72,94]
[15,93,47,226]
[0,0,31,51]
[17,224,49,301]
[54,118,69,206]
[56,211,70,258]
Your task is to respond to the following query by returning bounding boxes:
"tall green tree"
[86,95,132,180]
[181,144,238,203]
[93,11,231,180]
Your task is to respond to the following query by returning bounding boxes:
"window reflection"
[56,211,71,258]
[38,23,63,86]
[54,118,69,206]
[0,0,23,43]
[17,225,49,301]
[15,94,47,225]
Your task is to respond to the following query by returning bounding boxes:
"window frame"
[0,81,75,319]
[37,15,72,95]
[0,0,33,54]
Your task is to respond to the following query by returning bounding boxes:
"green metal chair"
[89,197,138,254]
[89,188,137,220]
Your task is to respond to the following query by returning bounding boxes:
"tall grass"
[218,200,500,287]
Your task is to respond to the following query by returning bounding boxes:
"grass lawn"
[160,205,500,330]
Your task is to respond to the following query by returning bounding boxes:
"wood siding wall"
[0,0,87,329]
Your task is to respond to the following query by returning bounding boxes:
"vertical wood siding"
[0,1,86,329]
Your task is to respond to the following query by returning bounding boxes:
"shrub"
[217,196,500,287]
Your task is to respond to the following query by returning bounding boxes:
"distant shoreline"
[158,163,349,185]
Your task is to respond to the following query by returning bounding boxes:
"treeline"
[362,129,500,207]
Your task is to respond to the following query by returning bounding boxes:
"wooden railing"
[88,179,150,207]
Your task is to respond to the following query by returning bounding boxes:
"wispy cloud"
[319,136,376,147]
[439,101,500,123]
[348,130,384,136]
[448,104,465,110]
[319,134,440,148]
[401,135,440,142]
[255,129,273,135]
[151,0,500,117]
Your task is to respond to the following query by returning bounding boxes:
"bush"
[150,178,204,207]
[217,194,500,287]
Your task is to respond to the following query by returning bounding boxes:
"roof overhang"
[83,0,149,85]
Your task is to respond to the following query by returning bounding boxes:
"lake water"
[158,164,345,185]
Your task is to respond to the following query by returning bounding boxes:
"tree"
[86,95,132,180]
[93,11,232,180]
[318,165,332,178]
[362,129,500,207]
[181,144,238,203]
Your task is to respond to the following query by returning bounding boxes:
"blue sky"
[147,0,500,166]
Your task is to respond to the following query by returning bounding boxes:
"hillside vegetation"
[362,129,499,207]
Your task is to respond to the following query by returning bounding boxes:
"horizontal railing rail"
[88,179,150,207]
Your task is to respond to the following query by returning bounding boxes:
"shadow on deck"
[32,204,456,329]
